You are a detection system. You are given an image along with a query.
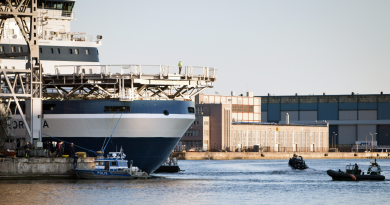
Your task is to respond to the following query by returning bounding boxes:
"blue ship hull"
[10,99,195,175]
[74,169,149,179]
[43,136,181,174]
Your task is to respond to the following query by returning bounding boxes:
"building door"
[310,144,315,152]
[275,144,280,152]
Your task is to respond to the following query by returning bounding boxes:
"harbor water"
[1,159,389,204]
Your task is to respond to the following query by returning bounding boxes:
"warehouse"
[258,93,390,148]
[179,93,329,152]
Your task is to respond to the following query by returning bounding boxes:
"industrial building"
[179,93,329,152]
[258,93,390,149]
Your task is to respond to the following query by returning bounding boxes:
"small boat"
[327,159,385,181]
[154,157,182,173]
[74,149,149,179]
[288,154,309,169]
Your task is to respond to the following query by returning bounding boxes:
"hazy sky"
[73,0,390,96]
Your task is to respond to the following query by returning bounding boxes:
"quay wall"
[174,152,390,160]
[0,157,95,178]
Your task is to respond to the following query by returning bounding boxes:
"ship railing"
[39,10,76,20]
[55,65,218,80]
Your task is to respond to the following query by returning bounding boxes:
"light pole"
[370,132,377,152]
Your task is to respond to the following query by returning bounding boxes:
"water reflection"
[1,159,389,204]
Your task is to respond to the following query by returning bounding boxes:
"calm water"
[1,159,390,205]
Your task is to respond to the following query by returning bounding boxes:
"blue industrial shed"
[257,93,390,146]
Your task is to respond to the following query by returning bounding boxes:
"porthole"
[163,110,169,116]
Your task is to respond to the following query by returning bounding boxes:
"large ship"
[1,0,216,174]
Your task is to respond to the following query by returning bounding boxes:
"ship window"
[56,2,63,10]
[75,48,79,55]
[39,48,42,53]
[56,48,60,54]
[63,2,75,12]
[50,48,54,54]
[18,47,23,52]
[43,104,56,111]
[69,49,73,54]
[11,46,16,52]
[111,161,117,166]
[104,106,130,113]
[85,49,90,55]
[188,107,194,113]
[45,1,55,8]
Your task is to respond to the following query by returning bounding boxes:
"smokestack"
[286,113,289,125]
[231,91,235,96]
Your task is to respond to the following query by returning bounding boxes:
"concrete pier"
[0,157,95,178]
[174,152,390,160]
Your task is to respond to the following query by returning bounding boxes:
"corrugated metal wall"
[378,103,390,120]
[329,125,339,145]
[378,125,390,145]
[280,111,298,121]
[261,111,267,122]
[357,125,376,141]
[299,111,317,121]
[358,110,377,120]
[339,111,357,120]
[267,104,280,122]
[318,103,338,120]
[338,125,356,144]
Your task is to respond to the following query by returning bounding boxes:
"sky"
[72,0,390,96]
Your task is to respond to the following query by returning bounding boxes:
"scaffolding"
[0,0,43,145]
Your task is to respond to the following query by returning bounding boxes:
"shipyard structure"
[259,93,390,151]
[180,92,390,153]
[0,0,217,175]
[179,93,329,152]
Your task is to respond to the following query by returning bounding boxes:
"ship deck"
[2,64,217,101]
